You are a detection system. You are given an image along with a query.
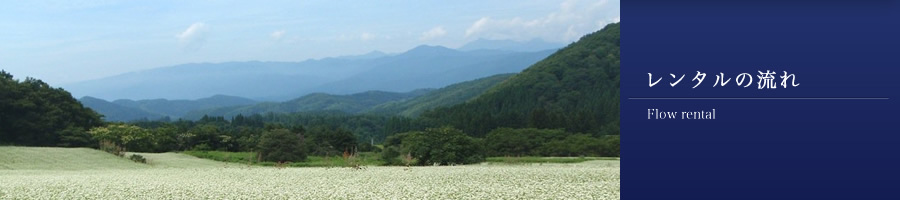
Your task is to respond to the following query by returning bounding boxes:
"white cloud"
[420,26,447,40]
[176,22,208,42]
[175,22,209,50]
[271,30,286,40]
[465,17,490,37]
[464,0,619,42]
[360,32,375,41]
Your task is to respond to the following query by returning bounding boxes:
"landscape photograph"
[0,1,620,199]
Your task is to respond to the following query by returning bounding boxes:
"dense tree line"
[0,71,103,147]
[484,128,619,157]
[103,114,361,154]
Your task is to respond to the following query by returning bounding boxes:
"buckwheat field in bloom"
[0,147,619,199]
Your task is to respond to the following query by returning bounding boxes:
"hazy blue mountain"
[80,94,256,121]
[185,73,516,119]
[63,60,382,101]
[111,95,257,118]
[78,96,165,122]
[336,50,389,60]
[315,46,554,94]
[184,89,432,119]
[365,73,515,117]
[63,44,552,101]
[458,38,565,52]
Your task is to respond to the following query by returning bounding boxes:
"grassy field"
[0,146,620,199]
[0,146,150,170]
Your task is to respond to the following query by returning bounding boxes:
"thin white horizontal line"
[628,97,890,100]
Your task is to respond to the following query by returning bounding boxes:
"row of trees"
[484,128,619,157]
[85,121,360,162]
[378,127,620,166]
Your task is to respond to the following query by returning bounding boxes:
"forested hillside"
[0,71,103,146]
[420,23,620,137]
[79,96,166,122]
[112,95,256,118]
[80,95,256,121]
[184,73,515,119]
[366,73,514,117]
[184,90,431,119]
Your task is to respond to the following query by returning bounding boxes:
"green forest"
[0,23,620,166]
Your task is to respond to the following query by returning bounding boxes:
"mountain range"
[183,73,515,120]
[64,39,561,101]
[79,95,256,121]
[74,38,564,122]
[182,89,431,119]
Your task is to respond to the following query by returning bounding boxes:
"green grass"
[0,146,236,170]
[0,146,150,170]
[0,146,239,170]
[124,152,230,168]
[182,150,385,167]
[485,156,619,164]
[179,151,257,163]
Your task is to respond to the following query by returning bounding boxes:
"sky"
[0,0,619,85]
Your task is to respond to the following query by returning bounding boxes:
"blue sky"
[0,0,619,85]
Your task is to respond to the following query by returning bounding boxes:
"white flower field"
[0,147,620,199]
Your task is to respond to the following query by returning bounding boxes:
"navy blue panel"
[623,1,900,199]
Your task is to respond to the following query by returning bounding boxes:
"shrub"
[358,142,376,152]
[599,135,620,157]
[98,140,125,157]
[380,143,402,165]
[191,144,212,151]
[129,154,147,163]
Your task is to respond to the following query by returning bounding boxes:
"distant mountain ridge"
[315,46,553,94]
[111,95,257,117]
[63,44,554,101]
[82,72,519,122]
[79,95,256,121]
[79,96,166,122]
[183,89,432,119]
[182,73,515,119]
